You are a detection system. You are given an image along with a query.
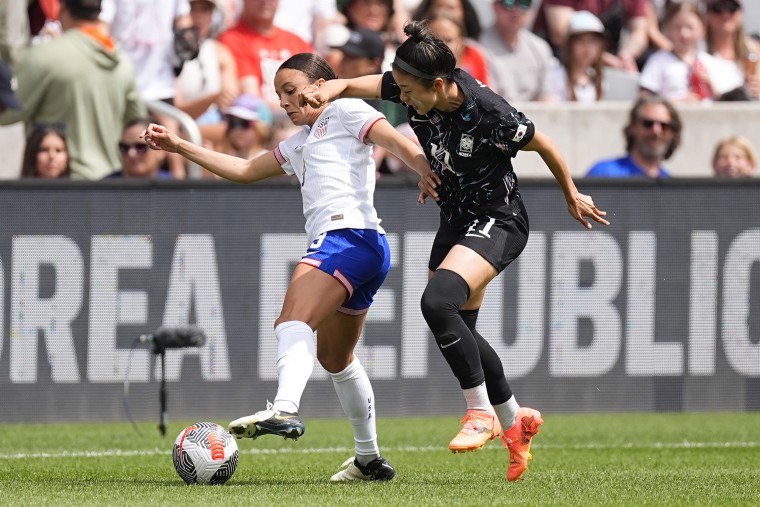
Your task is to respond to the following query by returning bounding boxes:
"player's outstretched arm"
[142,123,284,184]
[523,130,610,229]
[366,118,440,203]
[301,75,383,107]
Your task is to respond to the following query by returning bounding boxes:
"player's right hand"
[141,124,181,154]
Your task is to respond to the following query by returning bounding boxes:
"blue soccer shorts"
[299,228,391,315]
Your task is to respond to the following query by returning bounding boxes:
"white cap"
[324,23,351,49]
[568,10,605,36]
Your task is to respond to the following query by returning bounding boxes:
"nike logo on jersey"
[410,115,429,123]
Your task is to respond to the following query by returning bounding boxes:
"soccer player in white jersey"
[142,52,441,482]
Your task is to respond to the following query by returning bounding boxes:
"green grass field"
[1,413,759,506]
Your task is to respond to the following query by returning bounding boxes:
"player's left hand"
[417,171,440,203]
[569,193,609,229]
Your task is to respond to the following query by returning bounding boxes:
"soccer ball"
[172,422,239,485]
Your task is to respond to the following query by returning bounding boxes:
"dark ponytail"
[278,53,337,83]
[393,20,456,86]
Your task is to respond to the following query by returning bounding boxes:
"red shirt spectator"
[218,0,312,107]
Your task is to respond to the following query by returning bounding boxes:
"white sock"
[271,321,315,414]
[493,395,520,429]
[463,382,493,412]
[330,358,379,465]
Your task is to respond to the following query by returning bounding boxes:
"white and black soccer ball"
[172,422,239,485]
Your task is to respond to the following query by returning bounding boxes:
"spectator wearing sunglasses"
[0,0,146,180]
[217,94,274,162]
[20,124,71,179]
[640,2,743,102]
[705,0,760,100]
[586,95,681,178]
[106,118,172,179]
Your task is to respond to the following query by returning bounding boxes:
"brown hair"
[624,96,682,160]
[561,32,605,101]
[21,124,71,178]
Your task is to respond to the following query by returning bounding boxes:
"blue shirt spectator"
[586,96,682,178]
[587,154,670,178]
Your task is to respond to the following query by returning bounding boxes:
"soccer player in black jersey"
[303,20,609,481]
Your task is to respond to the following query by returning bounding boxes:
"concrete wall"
[2,101,759,180]
[505,101,760,179]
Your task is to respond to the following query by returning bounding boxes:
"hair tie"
[392,56,440,80]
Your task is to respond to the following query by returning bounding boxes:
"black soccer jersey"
[381,69,535,229]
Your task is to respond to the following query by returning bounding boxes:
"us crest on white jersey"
[314,116,330,139]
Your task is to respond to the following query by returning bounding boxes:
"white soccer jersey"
[273,99,386,243]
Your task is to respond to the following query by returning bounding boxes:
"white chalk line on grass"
[1,441,758,460]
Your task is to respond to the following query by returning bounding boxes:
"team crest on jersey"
[313,116,330,139]
[457,134,474,157]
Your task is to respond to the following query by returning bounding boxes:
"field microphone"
[139,325,207,353]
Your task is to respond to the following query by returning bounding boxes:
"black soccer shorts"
[428,198,529,273]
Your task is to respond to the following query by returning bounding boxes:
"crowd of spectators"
[0,0,758,180]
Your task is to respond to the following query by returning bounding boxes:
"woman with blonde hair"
[712,135,757,178]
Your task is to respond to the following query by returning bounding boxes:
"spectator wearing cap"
[586,95,681,178]
[0,62,21,115]
[335,27,386,81]
[0,0,146,180]
[217,94,274,162]
[107,118,172,179]
[705,0,760,100]
[478,0,556,102]
[534,0,648,72]
[552,10,606,102]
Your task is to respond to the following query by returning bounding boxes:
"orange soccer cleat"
[448,409,502,453]
[502,407,543,481]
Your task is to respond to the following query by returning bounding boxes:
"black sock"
[459,308,513,405]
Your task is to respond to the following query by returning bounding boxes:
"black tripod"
[155,342,168,437]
